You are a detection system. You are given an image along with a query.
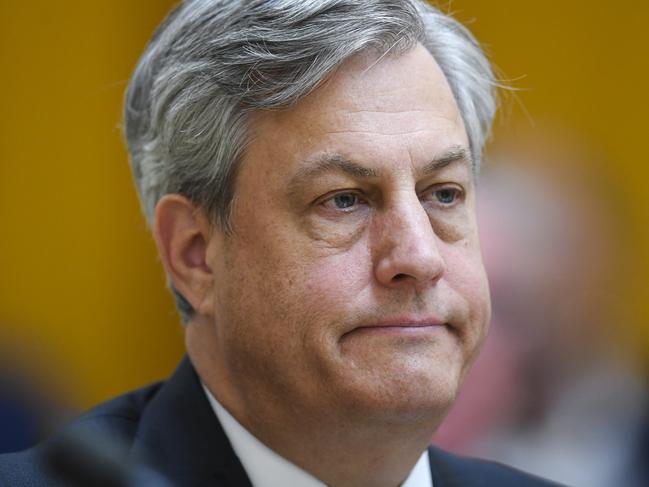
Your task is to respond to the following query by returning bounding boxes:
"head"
[125,0,496,436]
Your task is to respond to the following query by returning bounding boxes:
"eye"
[435,188,459,204]
[422,185,464,207]
[321,192,363,211]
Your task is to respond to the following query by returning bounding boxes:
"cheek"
[294,242,373,314]
[443,240,491,335]
[223,220,372,330]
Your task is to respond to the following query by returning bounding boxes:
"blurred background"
[1,1,647,485]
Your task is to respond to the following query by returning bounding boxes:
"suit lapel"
[131,357,253,487]
[428,446,462,487]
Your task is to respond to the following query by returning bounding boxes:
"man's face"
[205,44,490,427]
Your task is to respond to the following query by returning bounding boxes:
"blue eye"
[424,186,463,207]
[332,193,358,209]
[435,188,458,204]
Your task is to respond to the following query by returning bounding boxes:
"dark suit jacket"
[0,358,562,486]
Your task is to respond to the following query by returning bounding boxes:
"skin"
[155,44,491,487]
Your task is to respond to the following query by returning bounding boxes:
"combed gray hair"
[124,0,498,322]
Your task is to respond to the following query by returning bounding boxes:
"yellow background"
[1,1,647,408]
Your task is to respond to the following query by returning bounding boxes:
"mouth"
[342,317,451,338]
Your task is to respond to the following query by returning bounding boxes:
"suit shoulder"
[75,380,163,440]
[429,446,565,486]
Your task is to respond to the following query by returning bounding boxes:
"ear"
[153,194,220,317]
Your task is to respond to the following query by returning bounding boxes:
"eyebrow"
[420,146,472,175]
[288,145,472,194]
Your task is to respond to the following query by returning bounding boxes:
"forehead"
[245,43,467,176]
[311,44,459,124]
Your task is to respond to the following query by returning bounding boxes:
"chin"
[332,358,463,427]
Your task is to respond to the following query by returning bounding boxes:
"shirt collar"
[202,384,433,487]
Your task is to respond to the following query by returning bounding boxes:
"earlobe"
[153,194,216,317]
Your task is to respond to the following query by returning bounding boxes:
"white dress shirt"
[202,384,433,487]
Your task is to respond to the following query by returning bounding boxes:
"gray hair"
[124,0,498,322]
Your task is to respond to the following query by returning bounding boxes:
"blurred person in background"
[0,370,44,454]
[0,0,561,486]
[433,132,649,487]
[0,333,71,455]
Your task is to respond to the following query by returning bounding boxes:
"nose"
[373,195,445,289]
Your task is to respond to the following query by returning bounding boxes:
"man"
[0,1,560,485]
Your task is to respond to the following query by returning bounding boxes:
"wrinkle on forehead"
[343,108,450,115]
[321,129,443,136]
[324,110,462,138]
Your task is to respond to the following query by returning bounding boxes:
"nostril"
[392,273,409,282]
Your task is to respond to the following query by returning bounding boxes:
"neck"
[186,318,437,487]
